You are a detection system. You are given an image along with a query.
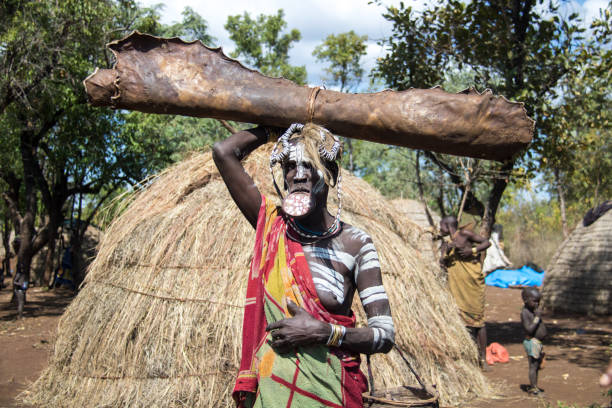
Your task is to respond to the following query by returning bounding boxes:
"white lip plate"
[283,192,311,217]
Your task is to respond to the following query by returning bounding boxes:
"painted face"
[283,142,326,194]
[281,141,328,217]
[289,142,310,180]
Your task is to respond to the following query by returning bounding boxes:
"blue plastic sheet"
[485,265,545,288]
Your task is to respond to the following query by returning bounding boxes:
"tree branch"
[217,119,238,134]
[1,192,23,228]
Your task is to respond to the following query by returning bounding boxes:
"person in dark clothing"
[52,245,75,290]
[11,237,28,319]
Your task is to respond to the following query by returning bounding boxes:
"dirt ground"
[0,284,74,408]
[0,281,610,407]
[471,286,612,408]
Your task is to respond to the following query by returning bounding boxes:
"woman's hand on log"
[266,300,329,353]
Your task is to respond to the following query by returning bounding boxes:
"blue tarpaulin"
[485,265,545,288]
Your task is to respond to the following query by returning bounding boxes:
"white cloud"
[553,0,608,28]
[580,0,608,25]
[136,0,606,87]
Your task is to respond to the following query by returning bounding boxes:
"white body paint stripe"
[303,247,356,271]
[360,259,381,271]
[360,251,379,264]
[358,243,377,256]
[354,243,380,284]
[372,327,380,349]
[347,226,370,243]
[355,259,381,284]
[368,315,394,326]
[312,278,344,302]
[309,263,344,286]
[368,315,396,352]
[362,293,389,306]
[359,285,385,299]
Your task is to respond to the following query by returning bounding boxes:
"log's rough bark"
[84,32,535,161]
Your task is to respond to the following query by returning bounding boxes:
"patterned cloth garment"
[233,196,395,407]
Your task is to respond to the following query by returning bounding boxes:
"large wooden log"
[84,31,534,161]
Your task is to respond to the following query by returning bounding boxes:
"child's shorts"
[523,338,543,359]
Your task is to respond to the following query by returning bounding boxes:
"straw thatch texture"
[391,199,441,271]
[391,199,439,230]
[24,147,488,407]
[542,210,612,315]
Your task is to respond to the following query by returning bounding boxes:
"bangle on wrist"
[326,323,335,345]
[338,325,346,346]
[472,247,477,255]
[326,324,345,347]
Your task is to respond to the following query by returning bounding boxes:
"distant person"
[53,245,75,290]
[482,223,511,275]
[11,237,28,319]
[521,287,547,395]
[439,215,491,369]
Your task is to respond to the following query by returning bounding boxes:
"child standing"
[521,287,547,395]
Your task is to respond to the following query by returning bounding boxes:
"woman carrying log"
[213,123,395,408]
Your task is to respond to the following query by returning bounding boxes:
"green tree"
[160,6,216,45]
[537,3,612,236]
[313,31,368,92]
[373,0,595,235]
[225,9,307,84]
[313,31,369,172]
[0,0,169,297]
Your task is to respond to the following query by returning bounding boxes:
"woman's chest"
[301,244,357,311]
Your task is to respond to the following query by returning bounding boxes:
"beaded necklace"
[287,216,340,239]
[285,217,342,244]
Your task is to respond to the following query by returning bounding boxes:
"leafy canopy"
[313,31,368,91]
[225,9,307,84]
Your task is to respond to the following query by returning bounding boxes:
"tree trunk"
[18,132,38,287]
[457,182,471,225]
[71,191,85,288]
[415,150,435,228]
[554,167,569,238]
[1,216,10,287]
[43,236,56,287]
[480,161,515,237]
[15,124,54,313]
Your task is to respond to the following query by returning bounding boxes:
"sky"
[137,0,608,88]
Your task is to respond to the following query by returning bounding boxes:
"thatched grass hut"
[24,147,488,407]
[542,209,612,315]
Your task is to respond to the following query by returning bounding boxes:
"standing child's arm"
[521,308,541,336]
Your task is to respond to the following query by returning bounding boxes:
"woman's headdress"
[269,123,344,240]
